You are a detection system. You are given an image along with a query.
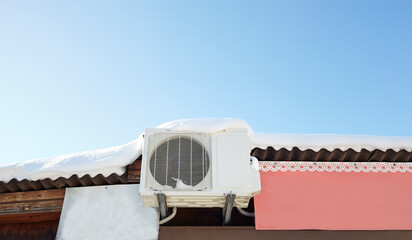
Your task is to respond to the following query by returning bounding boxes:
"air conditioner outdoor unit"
[139,128,261,208]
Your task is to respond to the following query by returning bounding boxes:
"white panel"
[215,131,247,189]
[56,184,158,240]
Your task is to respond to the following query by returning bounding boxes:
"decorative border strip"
[258,161,412,173]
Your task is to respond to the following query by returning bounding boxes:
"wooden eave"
[0,159,141,223]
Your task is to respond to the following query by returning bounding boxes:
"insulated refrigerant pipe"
[159,207,177,225]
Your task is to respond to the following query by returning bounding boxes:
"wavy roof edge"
[3,146,412,194]
[251,147,412,162]
[0,158,141,194]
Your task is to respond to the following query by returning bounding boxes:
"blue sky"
[0,1,411,164]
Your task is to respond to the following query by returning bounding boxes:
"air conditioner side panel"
[214,131,248,190]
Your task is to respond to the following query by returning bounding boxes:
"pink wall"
[255,170,412,230]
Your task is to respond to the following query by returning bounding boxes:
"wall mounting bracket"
[222,193,236,226]
[156,193,168,220]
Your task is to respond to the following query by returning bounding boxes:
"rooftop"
[1,118,412,193]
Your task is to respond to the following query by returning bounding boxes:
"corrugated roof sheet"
[0,158,141,194]
[251,147,412,162]
[0,173,128,194]
[2,147,412,194]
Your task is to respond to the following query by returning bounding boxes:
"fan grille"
[149,136,210,188]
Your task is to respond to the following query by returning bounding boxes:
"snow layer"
[1,118,412,183]
[157,118,253,138]
[252,133,412,152]
[0,118,247,183]
[172,177,193,189]
[0,135,143,182]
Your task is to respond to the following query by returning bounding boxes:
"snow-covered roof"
[253,133,412,152]
[1,118,412,183]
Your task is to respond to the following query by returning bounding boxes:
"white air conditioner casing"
[139,128,261,208]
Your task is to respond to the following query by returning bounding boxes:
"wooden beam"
[159,227,412,240]
[0,200,63,215]
[0,219,59,238]
[0,189,65,216]
[127,159,141,183]
[0,212,61,224]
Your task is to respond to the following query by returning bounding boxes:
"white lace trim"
[258,161,412,173]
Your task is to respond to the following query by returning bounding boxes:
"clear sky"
[0,1,411,165]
